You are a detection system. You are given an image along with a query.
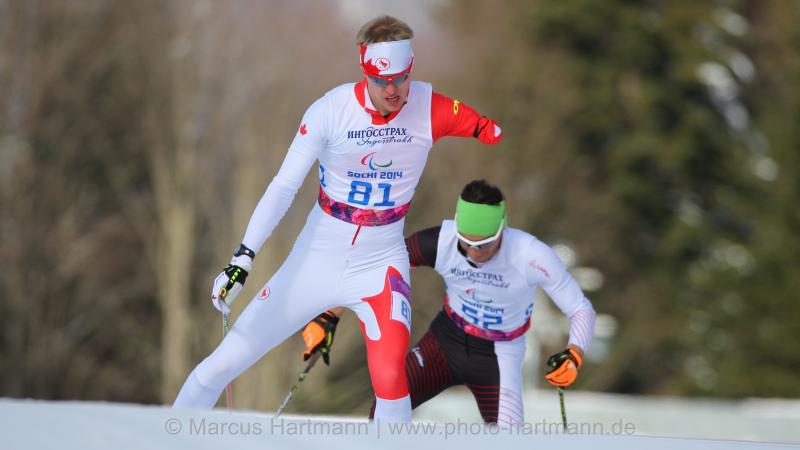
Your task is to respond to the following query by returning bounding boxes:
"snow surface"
[2,398,797,450]
[415,388,800,443]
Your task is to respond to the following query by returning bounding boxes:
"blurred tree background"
[1,0,798,415]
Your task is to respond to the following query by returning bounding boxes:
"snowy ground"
[415,388,800,443]
[2,398,798,450]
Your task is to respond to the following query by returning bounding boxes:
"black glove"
[211,244,255,314]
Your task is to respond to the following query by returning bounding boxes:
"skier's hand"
[301,310,339,365]
[211,254,252,314]
[545,346,583,388]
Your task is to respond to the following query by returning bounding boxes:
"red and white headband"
[359,39,414,78]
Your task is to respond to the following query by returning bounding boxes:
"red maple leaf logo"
[376,57,390,71]
[299,124,308,135]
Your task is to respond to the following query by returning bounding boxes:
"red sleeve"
[430,92,503,144]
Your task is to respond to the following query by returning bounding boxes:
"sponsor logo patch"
[412,347,424,367]
[346,126,412,147]
[529,260,551,278]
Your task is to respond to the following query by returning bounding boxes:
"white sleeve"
[567,307,595,353]
[526,239,596,352]
[240,96,329,253]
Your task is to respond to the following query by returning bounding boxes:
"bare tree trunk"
[153,155,196,401]
[137,0,204,402]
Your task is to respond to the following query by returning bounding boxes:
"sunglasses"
[455,218,505,250]
[367,71,410,88]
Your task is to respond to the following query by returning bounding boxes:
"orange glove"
[545,347,583,388]
[301,310,339,365]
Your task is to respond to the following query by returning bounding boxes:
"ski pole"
[558,387,567,432]
[275,352,322,418]
[222,312,233,412]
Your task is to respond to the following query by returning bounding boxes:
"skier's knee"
[370,364,408,399]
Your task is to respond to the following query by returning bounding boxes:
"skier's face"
[366,73,411,116]
[459,232,502,264]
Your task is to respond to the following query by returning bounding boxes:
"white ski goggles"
[455,217,505,249]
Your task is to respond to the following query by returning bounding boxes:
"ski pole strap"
[317,186,410,226]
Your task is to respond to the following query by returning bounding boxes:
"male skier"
[302,180,595,425]
[173,16,503,422]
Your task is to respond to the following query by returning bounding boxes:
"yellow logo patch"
[453,99,460,115]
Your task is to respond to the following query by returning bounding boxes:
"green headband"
[455,197,506,236]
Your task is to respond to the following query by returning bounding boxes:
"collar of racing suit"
[354,78,409,126]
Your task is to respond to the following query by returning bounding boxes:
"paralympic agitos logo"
[458,288,493,304]
[360,152,392,170]
[348,151,403,180]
